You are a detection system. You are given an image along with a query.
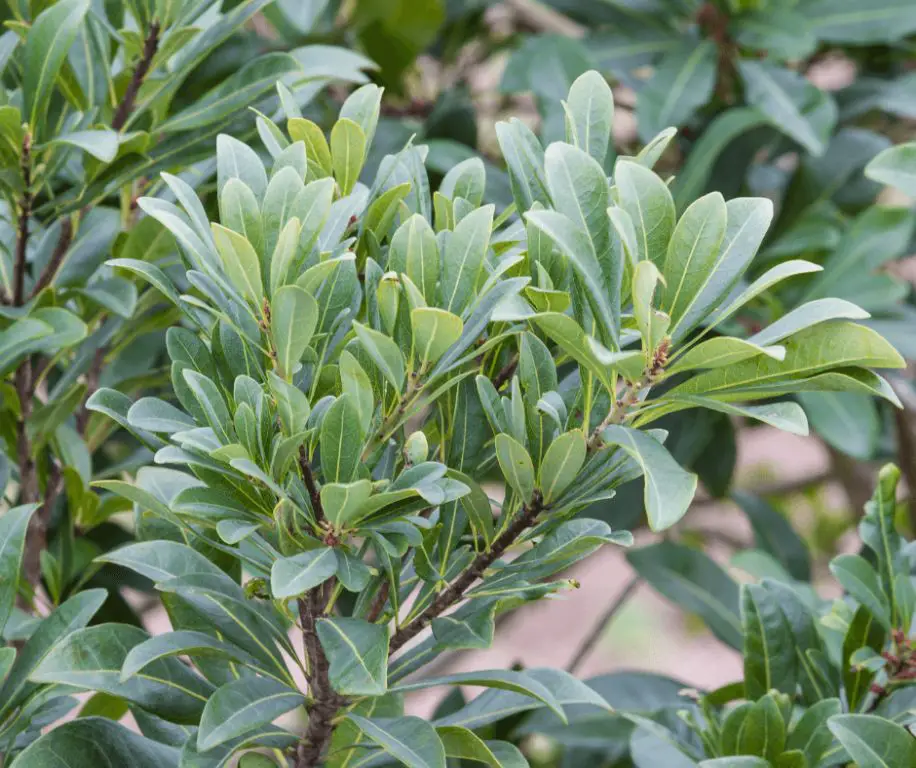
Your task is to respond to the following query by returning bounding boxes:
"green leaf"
[525,208,618,347]
[432,604,497,652]
[667,337,785,374]
[538,430,586,504]
[271,547,337,599]
[495,118,550,214]
[614,159,676,267]
[733,10,817,59]
[495,434,535,504]
[389,214,439,301]
[288,118,332,177]
[183,370,234,445]
[49,129,120,162]
[217,134,268,200]
[120,630,262,683]
[347,715,446,768]
[786,699,841,766]
[700,758,769,767]
[859,464,904,629]
[671,322,904,400]
[741,583,796,699]
[320,393,364,483]
[30,624,211,724]
[600,426,697,531]
[411,307,463,371]
[352,321,405,391]
[393,670,566,720]
[268,217,300,295]
[441,205,494,315]
[0,589,107,713]
[330,117,366,196]
[865,143,916,196]
[738,60,834,155]
[670,198,773,340]
[433,667,608,730]
[437,726,527,768]
[564,70,614,166]
[127,398,196,434]
[800,0,916,44]
[10,718,178,768]
[830,554,892,630]
[23,0,91,139]
[271,285,318,379]
[662,192,727,327]
[843,605,887,712]
[160,53,302,133]
[107,258,182,307]
[627,542,741,649]
[212,223,264,306]
[197,676,304,751]
[748,298,870,348]
[636,40,717,141]
[828,714,916,768]
[0,318,53,375]
[340,83,383,147]
[0,504,38,635]
[221,177,264,258]
[317,617,388,696]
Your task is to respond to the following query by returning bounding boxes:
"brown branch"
[12,133,32,305]
[298,446,324,522]
[388,493,545,655]
[20,459,63,592]
[491,354,519,391]
[28,217,73,301]
[112,21,160,131]
[296,589,343,767]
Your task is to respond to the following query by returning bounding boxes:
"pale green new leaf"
[271,285,318,378]
[441,205,494,315]
[212,223,264,305]
[495,434,535,503]
[411,307,463,370]
[538,430,586,503]
[330,118,366,196]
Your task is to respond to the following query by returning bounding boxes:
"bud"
[405,431,428,465]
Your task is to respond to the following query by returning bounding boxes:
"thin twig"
[112,22,161,132]
[566,576,641,674]
[12,133,32,305]
[27,217,73,300]
[298,446,323,520]
[388,494,545,655]
[491,354,518,391]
